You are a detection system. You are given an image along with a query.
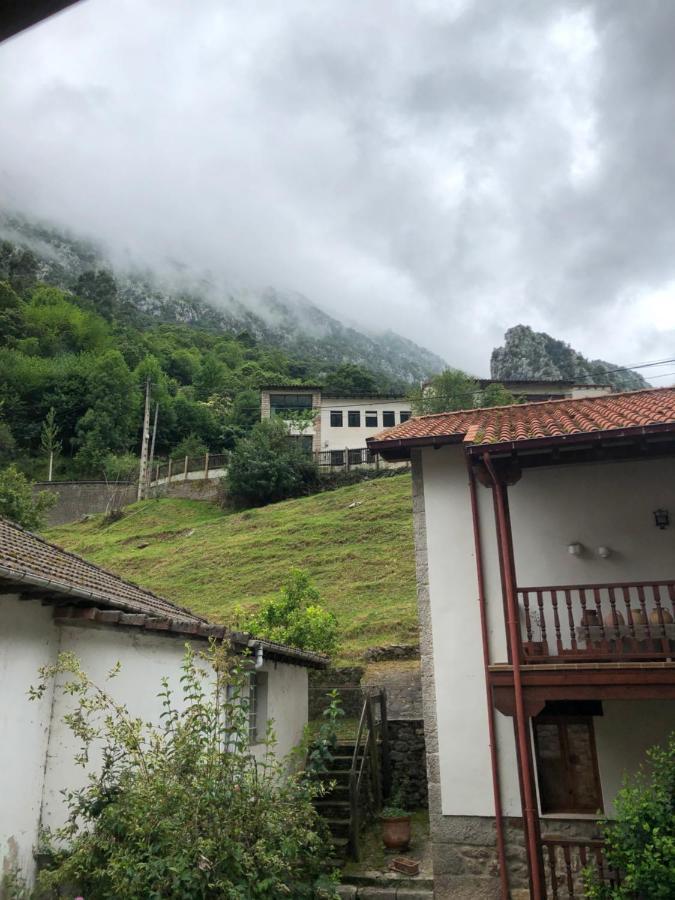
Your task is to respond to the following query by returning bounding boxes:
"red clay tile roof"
[367,387,675,453]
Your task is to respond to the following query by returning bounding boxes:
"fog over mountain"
[2,1,675,381]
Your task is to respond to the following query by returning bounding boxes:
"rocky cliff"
[491,325,649,392]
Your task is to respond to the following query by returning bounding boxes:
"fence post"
[183,456,189,480]
[365,696,382,812]
[375,452,380,471]
[167,458,172,482]
[345,447,350,472]
[204,452,209,480]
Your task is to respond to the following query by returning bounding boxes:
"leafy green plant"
[584,732,675,899]
[31,642,339,899]
[0,464,56,529]
[0,866,31,900]
[381,788,410,819]
[306,690,345,775]
[224,418,319,509]
[248,569,339,655]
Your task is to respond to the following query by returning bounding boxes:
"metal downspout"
[482,451,543,899]
[467,464,510,899]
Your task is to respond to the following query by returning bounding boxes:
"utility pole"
[146,402,159,498]
[137,378,151,501]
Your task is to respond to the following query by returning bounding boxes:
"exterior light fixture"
[597,546,612,559]
[654,508,670,530]
[568,542,583,556]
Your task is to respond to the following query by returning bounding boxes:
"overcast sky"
[1,0,674,378]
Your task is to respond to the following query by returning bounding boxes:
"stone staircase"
[313,741,363,861]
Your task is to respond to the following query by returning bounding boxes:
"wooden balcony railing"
[518,581,675,663]
[541,836,620,899]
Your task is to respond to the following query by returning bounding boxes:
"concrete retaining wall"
[34,482,137,526]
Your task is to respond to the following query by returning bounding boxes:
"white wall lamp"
[568,542,584,557]
[654,508,670,530]
[597,546,612,559]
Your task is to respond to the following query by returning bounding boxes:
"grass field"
[46,474,417,663]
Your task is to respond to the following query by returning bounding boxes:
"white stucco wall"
[419,448,675,819]
[1,606,310,887]
[317,398,411,452]
[0,596,59,884]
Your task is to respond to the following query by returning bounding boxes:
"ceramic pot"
[630,609,647,625]
[649,608,674,625]
[382,815,411,851]
[603,610,625,628]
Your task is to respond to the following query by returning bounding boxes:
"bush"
[584,732,675,899]
[0,464,56,529]
[248,569,339,656]
[32,642,339,900]
[225,418,319,508]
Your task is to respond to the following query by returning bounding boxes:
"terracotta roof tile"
[368,387,675,452]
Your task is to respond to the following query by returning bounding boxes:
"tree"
[194,353,227,401]
[0,465,56,529]
[409,369,479,414]
[248,569,339,655]
[75,351,139,475]
[74,269,118,320]
[585,732,675,899]
[479,382,517,408]
[40,406,61,481]
[324,363,379,396]
[225,418,318,508]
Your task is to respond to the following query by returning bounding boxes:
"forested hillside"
[0,219,444,481]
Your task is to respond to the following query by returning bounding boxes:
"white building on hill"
[260,384,412,466]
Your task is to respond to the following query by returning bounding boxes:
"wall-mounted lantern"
[568,542,584,556]
[597,546,612,559]
[653,509,670,530]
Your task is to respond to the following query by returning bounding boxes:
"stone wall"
[308,666,365,719]
[387,720,428,809]
[34,481,137,526]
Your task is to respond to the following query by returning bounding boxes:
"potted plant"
[381,790,412,851]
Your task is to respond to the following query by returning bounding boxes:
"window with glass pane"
[400,410,411,423]
[365,411,378,427]
[348,410,360,427]
[382,411,395,427]
[533,716,603,814]
[330,410,343,427]
[270,393,313,416]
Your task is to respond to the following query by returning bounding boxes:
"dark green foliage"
[74,269,119,320]
[324,363,379,396]
[32,643,339,899]
[225,419,319,508]
[584,732,675,899]
[0,465,56,529]
[410,368,516,414]
[306,690,344,774]
[247,569,339,655]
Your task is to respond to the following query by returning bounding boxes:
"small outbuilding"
[0,516,326,887]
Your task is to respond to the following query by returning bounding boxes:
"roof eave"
[466,421,675,457]
[367,433,464,460]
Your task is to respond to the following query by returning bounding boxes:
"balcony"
[517,581,675,664]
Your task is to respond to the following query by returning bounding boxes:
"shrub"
[225,418,319,508]
[584,731,675,899]
[31,642,339,900]
[248,569,339,655]
[0,464,56,529]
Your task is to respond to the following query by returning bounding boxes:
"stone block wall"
[387,720,428,809]
[308,666,365,719]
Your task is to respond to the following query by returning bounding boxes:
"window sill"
[539,812,602,820]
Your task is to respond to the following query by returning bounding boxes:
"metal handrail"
[347,690,389,861]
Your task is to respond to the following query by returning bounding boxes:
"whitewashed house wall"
[417,446,675,818]
[1,602,310,889]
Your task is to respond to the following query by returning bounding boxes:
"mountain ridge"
[0,211,445,386]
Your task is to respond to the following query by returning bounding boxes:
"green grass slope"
[46,474,417,663]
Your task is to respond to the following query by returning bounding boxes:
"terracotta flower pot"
[649,608,674,625]
[630,609,647,625]
[382,815,411,851]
